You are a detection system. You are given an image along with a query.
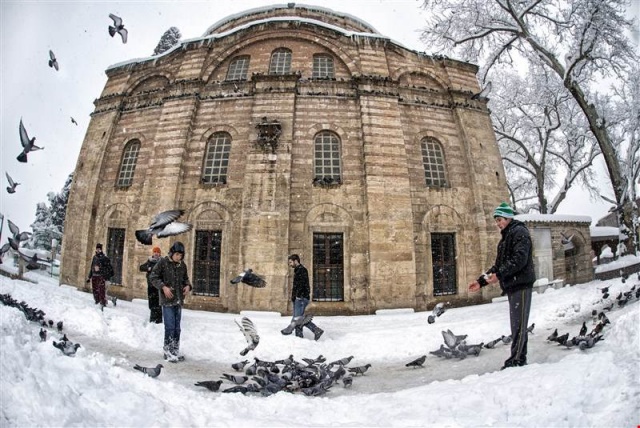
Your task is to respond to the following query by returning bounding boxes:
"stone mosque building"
[60,4,511,315]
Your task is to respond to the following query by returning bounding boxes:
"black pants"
[506,287,532,365]
[148,285,163,323]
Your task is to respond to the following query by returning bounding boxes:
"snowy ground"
[1,270,638,427]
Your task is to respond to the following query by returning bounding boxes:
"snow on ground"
[1,270,639,427]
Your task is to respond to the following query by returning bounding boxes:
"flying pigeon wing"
[241,270,267,288]
[442,329,458,349]
[230,270,246,284]
[6,173,15,187]
[155,221,192,238]
[118,28,128,44]
[19,119,30,148]
[7,219,20,238]
[108,13,122,27]
[150,209,185,228]
[238,317,259,346]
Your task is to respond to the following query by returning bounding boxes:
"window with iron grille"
[106,228,125,285]
[193,230,222,296]
[312,232,344,301]
[431,233,457,296]
[312,54,334,79]
[314,131,341,182]
[268,48,292,75]
[116,140,141,188]
[202,133,231,184]
[421,137,448,188]
[226,56,250,81]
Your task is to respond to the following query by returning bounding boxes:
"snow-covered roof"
[590,226,626,239]
[203,3,380,36]
[107,16,394,72]
[515,214,592,223]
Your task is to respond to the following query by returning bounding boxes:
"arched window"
[312,54,334,79]
[421,137,448,187]
[269,48,292,75]
[116,139,141,188]
[314,131,341,185]
[226,55,250,81]
[202,132,231,184]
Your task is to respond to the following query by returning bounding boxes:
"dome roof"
[203,3,380,37]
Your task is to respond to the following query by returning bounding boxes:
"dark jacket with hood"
[87,252,113,281]
[149,243,192,306]
[291,263,310,301]
[140,255,161,291]
[485,219,536,295]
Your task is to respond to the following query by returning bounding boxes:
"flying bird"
[71,117,78,126]
[17,118,44,163]
[194,380,223,392]
[108,14,128,43]
[230,268,267,288]
[135,209,192,245]
[235,317,260,356]
[471,81,492,100]
[48,50,59,71]
[133,363,163,378]
[7,219,31,251]
[5,173,19,194]
[0,243,10,262]
[405,355,426,368]
[18,250,41,270]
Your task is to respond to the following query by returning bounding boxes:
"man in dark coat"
[86,243,113,308]
[281,254,324,340]
[139,246,163,323]
[149,241,192,362]
[469,202,535,369]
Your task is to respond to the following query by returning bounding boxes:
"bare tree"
[491,69,601,214]
[420,0,639,248]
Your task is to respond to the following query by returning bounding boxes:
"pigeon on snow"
[5,173,19,194]
[53,340,80,356]
[17,118,44,163]
[195,380,223,392]
[48,50,59,71]
[39,328,47,342]
[329,356,354,367]
[221,373,249,385]
[405,355,426,368]
[108,14,128,43]
[348,364,372,376]
[133,363,163,378]
[230,268,267,288]
[56,321,64,332]
[232,360,250,371]
[135,209,192,245]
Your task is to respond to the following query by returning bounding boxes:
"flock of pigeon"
[0,220,44,270]
[0,293,79,356]
[2,13,131,269]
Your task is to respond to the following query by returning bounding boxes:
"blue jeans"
[292,298,319,337]
[162,305,182,353]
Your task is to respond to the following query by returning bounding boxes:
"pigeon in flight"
[48,50,59,71]
[135,209,192,245]
[427,302,447,324]
[405,355,426,368]
[133,363,163,378]
[70,117,78,126]
[194,380,223,392]
[0,243,10,262]
[471,81,492,100]
[230,268,267,288]
[235,317,260,356]
[7,219,31,251]
[108,14,128,43]
[17,118,44,163]
[5,173,19,194]
[17,250,41,270]
[53,340,81,356]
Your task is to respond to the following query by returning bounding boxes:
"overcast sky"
[0,0,630,236]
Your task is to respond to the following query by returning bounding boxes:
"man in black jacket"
[150,241,192,362]
[281,254,324,340]
[139,246,163,324]
[469,202,535,369]
[86,243,113,308]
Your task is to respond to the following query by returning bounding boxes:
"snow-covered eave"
[107,16,424,73]
[203,3,380,37]
[515,214,592,224]
[590,226,626,240]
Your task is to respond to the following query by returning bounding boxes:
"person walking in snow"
[468,202,535,370]
[139,246,163,324]
[149,241,192,362]
[281,254,324,340]
[86,243,113,308]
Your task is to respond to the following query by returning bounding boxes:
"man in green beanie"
[469,202,535,370]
